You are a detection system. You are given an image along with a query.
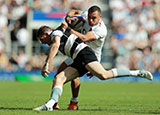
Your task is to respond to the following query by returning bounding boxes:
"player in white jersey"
[52,6,107,110]
[81,10,107,61]
[33,22,153,111]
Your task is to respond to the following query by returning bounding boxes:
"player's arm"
[41,36,60,78]
[62,20,96,42]
[70,29,96,42]
[45,36,60,65]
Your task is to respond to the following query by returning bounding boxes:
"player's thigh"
[85,61,107,79]
[53,61,68,86]
[57,66,80,83]
[57,61,68,74]
[57,57,74,74]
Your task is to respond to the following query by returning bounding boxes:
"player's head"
[37,26,53,45]
[88,5,102,26]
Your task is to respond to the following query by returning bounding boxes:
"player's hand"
[65,16,76,25]
[66,17,71,24]
[87,72,94,79]
[41,62,50,78]
[61,21,68,29]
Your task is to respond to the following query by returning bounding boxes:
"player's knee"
[99,76,106,80]
[98,73,108,80]
[72,78,80,85]
[71,78,80,87]
[54,74,66,84]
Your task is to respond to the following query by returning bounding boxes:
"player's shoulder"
[99,19,107,29]
[93,19,107,31]
[92,19,107,37]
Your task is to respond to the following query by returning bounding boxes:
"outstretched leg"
[85,61,153,80]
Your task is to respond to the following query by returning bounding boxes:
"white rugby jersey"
[51,28,88,59]
[81,11,107,61]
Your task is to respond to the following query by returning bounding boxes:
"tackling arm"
[65,10,97,42]
[70,29,96,42]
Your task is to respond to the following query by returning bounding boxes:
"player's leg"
[52,61,68,109]
[33,66,79,111]
[85,61,113,80]
[71,78,80,99]
[85,61,153,80]
[67,77,80,110]
[52,61,68,89]
[52,59,80,110]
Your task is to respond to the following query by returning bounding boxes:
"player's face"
[88,11,101,26]
[38,32,52,45]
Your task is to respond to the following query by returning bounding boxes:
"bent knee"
[72,77,80,83]
[98,73,109,80]
[54,74,66,84]
[99,76,107,80]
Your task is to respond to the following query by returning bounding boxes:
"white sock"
[45,99,55,108]
[46,86,62,108]
[71,97,78,103]
[130,70,140,76]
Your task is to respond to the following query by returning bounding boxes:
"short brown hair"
[88,5,101,14]
[37,26,52,37]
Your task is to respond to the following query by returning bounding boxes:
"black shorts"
[70,47,98,76]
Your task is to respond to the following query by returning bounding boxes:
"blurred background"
[0,0,159,81]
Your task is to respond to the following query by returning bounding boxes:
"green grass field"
[0,81,160,115]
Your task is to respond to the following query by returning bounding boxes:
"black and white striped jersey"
[51,28,88,59]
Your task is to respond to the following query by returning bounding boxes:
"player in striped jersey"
[55,5,107,110]
[33,21,153,111]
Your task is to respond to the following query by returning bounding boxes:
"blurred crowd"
[0,0,91,72]
[109,0,160,73]
[0,0,160,74]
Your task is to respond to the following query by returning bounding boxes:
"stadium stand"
[0,0,159,81]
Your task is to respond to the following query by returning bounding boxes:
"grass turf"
[0,81,160,115]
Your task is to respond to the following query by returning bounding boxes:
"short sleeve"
[92,24,107,39]
[50,30,63,41]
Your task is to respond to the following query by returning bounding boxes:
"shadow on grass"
[0,107,32,111]
[0,107,160,114]
[79,109,160,114]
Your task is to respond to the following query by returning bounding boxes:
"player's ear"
[45,32,51,37]
[99,13,102,18]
